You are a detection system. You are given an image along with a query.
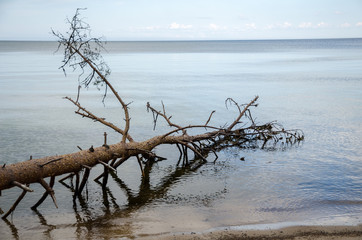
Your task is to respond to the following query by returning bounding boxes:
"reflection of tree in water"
[3,218,19,240]
[4,157,211,239]
[114,158,205,207]
[3,139,300,239]
[73,158,209,239]
[32,209,56,239]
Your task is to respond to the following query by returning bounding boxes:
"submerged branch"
[0,9,304,219]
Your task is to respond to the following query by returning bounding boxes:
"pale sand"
[138,225,362,240]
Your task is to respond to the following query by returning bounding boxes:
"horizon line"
[1,37,362,42]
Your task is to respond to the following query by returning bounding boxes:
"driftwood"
[0,9,304,219]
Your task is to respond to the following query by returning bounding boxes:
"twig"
[39,157,63,167]
[58,173,74,183]
[77,167,90,196]
[94,174,103,183]
[38,178,58,208]
[112,156,129,169]
[76,85,81,103]
[110,158,117,167]
[66,44,133,143]
[147,102,184,132]
[103,132,109,148]
[104,132,107,145]
[136,155,145,177]
[102,165,109,188]
[205,110,216,126]
[2,188,28,219]
[227,96,259,131]
[176,144,183,166]
[31,176,56,209]
[12,181,33,192]
[65,97,131,140]
[161,125,221,139]
[98,160,116,172]
[126,148,167,162]
[74,172,80,197]
[178,141,207,162]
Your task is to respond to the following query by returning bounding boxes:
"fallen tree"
[0,9,304,219]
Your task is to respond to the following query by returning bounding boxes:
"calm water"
[0,39,362,239]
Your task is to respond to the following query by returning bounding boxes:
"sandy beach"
[139,225,362,240]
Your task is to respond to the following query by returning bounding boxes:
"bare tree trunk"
[0,125,288,191]
[0,9,304,219]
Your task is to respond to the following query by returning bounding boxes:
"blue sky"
[0,0,362,40]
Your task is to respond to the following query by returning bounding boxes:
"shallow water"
[0,39,362,239]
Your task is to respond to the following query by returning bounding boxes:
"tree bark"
[0,9,304,218]
[0,130,248,191]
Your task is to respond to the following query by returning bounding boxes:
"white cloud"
[340,22,351,28]
[297,22,328,29]
[169,22,193,30]
[245,23,256,29]
[356,22,362,27]
[298,22,313,29]
[281,22,292,28]
[316,22,328,28]
[265,22,292,30]
[209,23,220,30]
[145,26,161,31]
[208,23,228,31]
[265,24,275,30]
[208,23,230,31]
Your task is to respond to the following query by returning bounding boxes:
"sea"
[0,39,362,239]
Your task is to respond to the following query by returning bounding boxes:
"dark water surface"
[0,39,362,239]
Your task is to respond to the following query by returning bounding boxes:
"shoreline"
[139,224,362,240]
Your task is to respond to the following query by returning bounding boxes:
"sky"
[0,0,362,41]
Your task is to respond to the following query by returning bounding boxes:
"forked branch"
[53,8,132,143]
[146,101,185,133]
[0,9,304,220]
[226,96,259,131]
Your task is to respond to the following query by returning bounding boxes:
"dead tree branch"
[52,8,132,143]
[2,187,28,219]
[0,9,304,219]
[31,176,56,210]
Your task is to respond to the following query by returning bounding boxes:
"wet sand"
[139,225,362,240]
